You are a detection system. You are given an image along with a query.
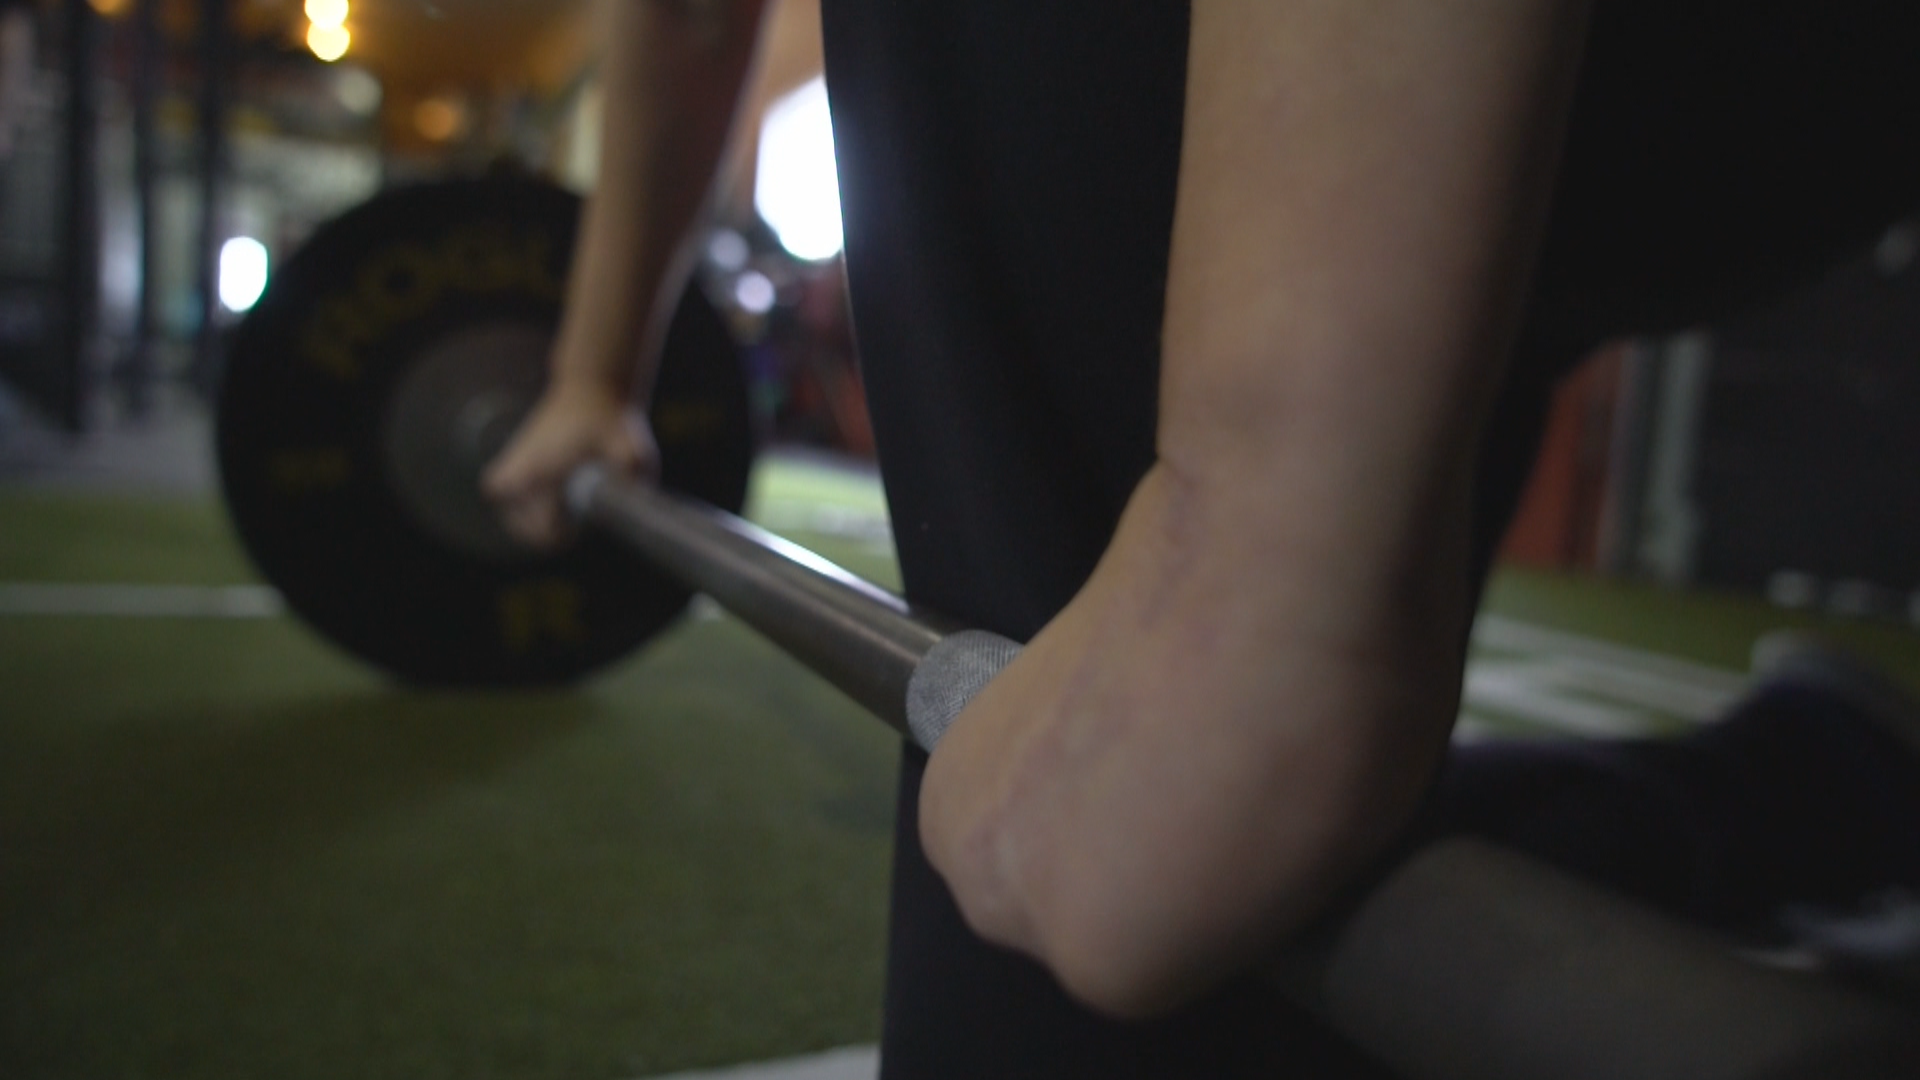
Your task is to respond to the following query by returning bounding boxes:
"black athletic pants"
[819,2,1920,1075]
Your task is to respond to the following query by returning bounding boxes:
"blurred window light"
[755,77,843,262]
[331,67,382,117]
[219,237,270,313]
[308,23,351,62]
[733,270,777,315]
[707,229,750,273]
[306,0,350,29]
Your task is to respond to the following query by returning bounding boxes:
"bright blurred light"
[755,77,843,262]
[87,0,133,17]
[733,271,776,315]
[706,229,750,273]
[305,0,349,28]
[308,23,351,62]
[413,96,468,142]
[219,238,270,313]
[331,67,382,117]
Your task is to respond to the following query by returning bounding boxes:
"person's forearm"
[917,0,1599,1019]
[1157,0,1592,627]
[553,0,769,403]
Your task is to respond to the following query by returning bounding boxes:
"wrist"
[935,458,1467,1014]
[1120,449,1473,653]
[544,366,643,411]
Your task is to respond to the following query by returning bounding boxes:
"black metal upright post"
[124,0,162,419]
[191,0,229,397]
[55,0,99,433]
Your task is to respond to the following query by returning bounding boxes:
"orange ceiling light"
[306,0,351,62]
[349,1,590,98]
[307,22,350,62]
[305,0,349,27]
[411,95,468,143]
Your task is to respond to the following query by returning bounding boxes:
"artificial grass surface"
[0,491,260,584]
[8,454,1920,1080]
[1487,567,1920,694]
[1,458,901,1080]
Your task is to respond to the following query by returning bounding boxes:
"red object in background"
[795,265,875,458]
[1499,342,1629,570]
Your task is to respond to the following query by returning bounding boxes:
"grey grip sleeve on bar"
[904,629,1024,752]
[901,621,1920,1080]
[572,467,1920,1080]
[565,462,611,519]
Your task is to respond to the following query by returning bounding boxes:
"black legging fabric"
[818,2,1920,1075]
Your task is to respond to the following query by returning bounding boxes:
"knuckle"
[934,817,1036,956]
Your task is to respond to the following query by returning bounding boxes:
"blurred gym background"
[3,2,1919,1078]
[0,0,866,460]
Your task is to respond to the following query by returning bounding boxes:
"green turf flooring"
[1486,567,1920,694]
[1,458,900,1080]
[6,455,1920,1079]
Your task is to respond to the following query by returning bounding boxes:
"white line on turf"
[0,581,1751,738]
[1451,712,1505,743]
[1464,614,1748,738]
[0,583,284,618]
[1463,660,1676,738]
[637,1046,877,1080]
[752,504,895,551]
[1472,615,1748,697]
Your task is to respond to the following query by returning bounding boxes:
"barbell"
[216,176,755,686]
[215,177,1920,1080]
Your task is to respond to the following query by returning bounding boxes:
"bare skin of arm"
[486,0,769,546]
[918,0,1593,1018]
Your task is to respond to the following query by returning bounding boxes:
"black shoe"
[1746,632,1920,992]
[1748,631,1920,760]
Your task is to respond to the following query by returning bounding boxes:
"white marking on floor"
[1472,615,1749,700]
[752,504,895,552]
[1451,712,1504,744]
[1462,614,1748,739]
[638,1045,877,1080]
[0,582,284,618]
[1463,660,1672,738]
[0,579,1744,740]
[1523,651,1733,720]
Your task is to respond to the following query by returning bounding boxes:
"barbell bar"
[216,177,1920,1080]
[567,463,1920,1080]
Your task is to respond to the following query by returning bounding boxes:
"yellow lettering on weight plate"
[298,226,565,382]
[438,223,529,293]
[498,580,587,652]
[651,400,724,445]
[513,231,565,301]
[268,448,351,492]
[353,244,443,327]
[300,296,378,381]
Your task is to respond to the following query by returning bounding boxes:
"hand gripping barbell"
[218,178,1920,1080]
